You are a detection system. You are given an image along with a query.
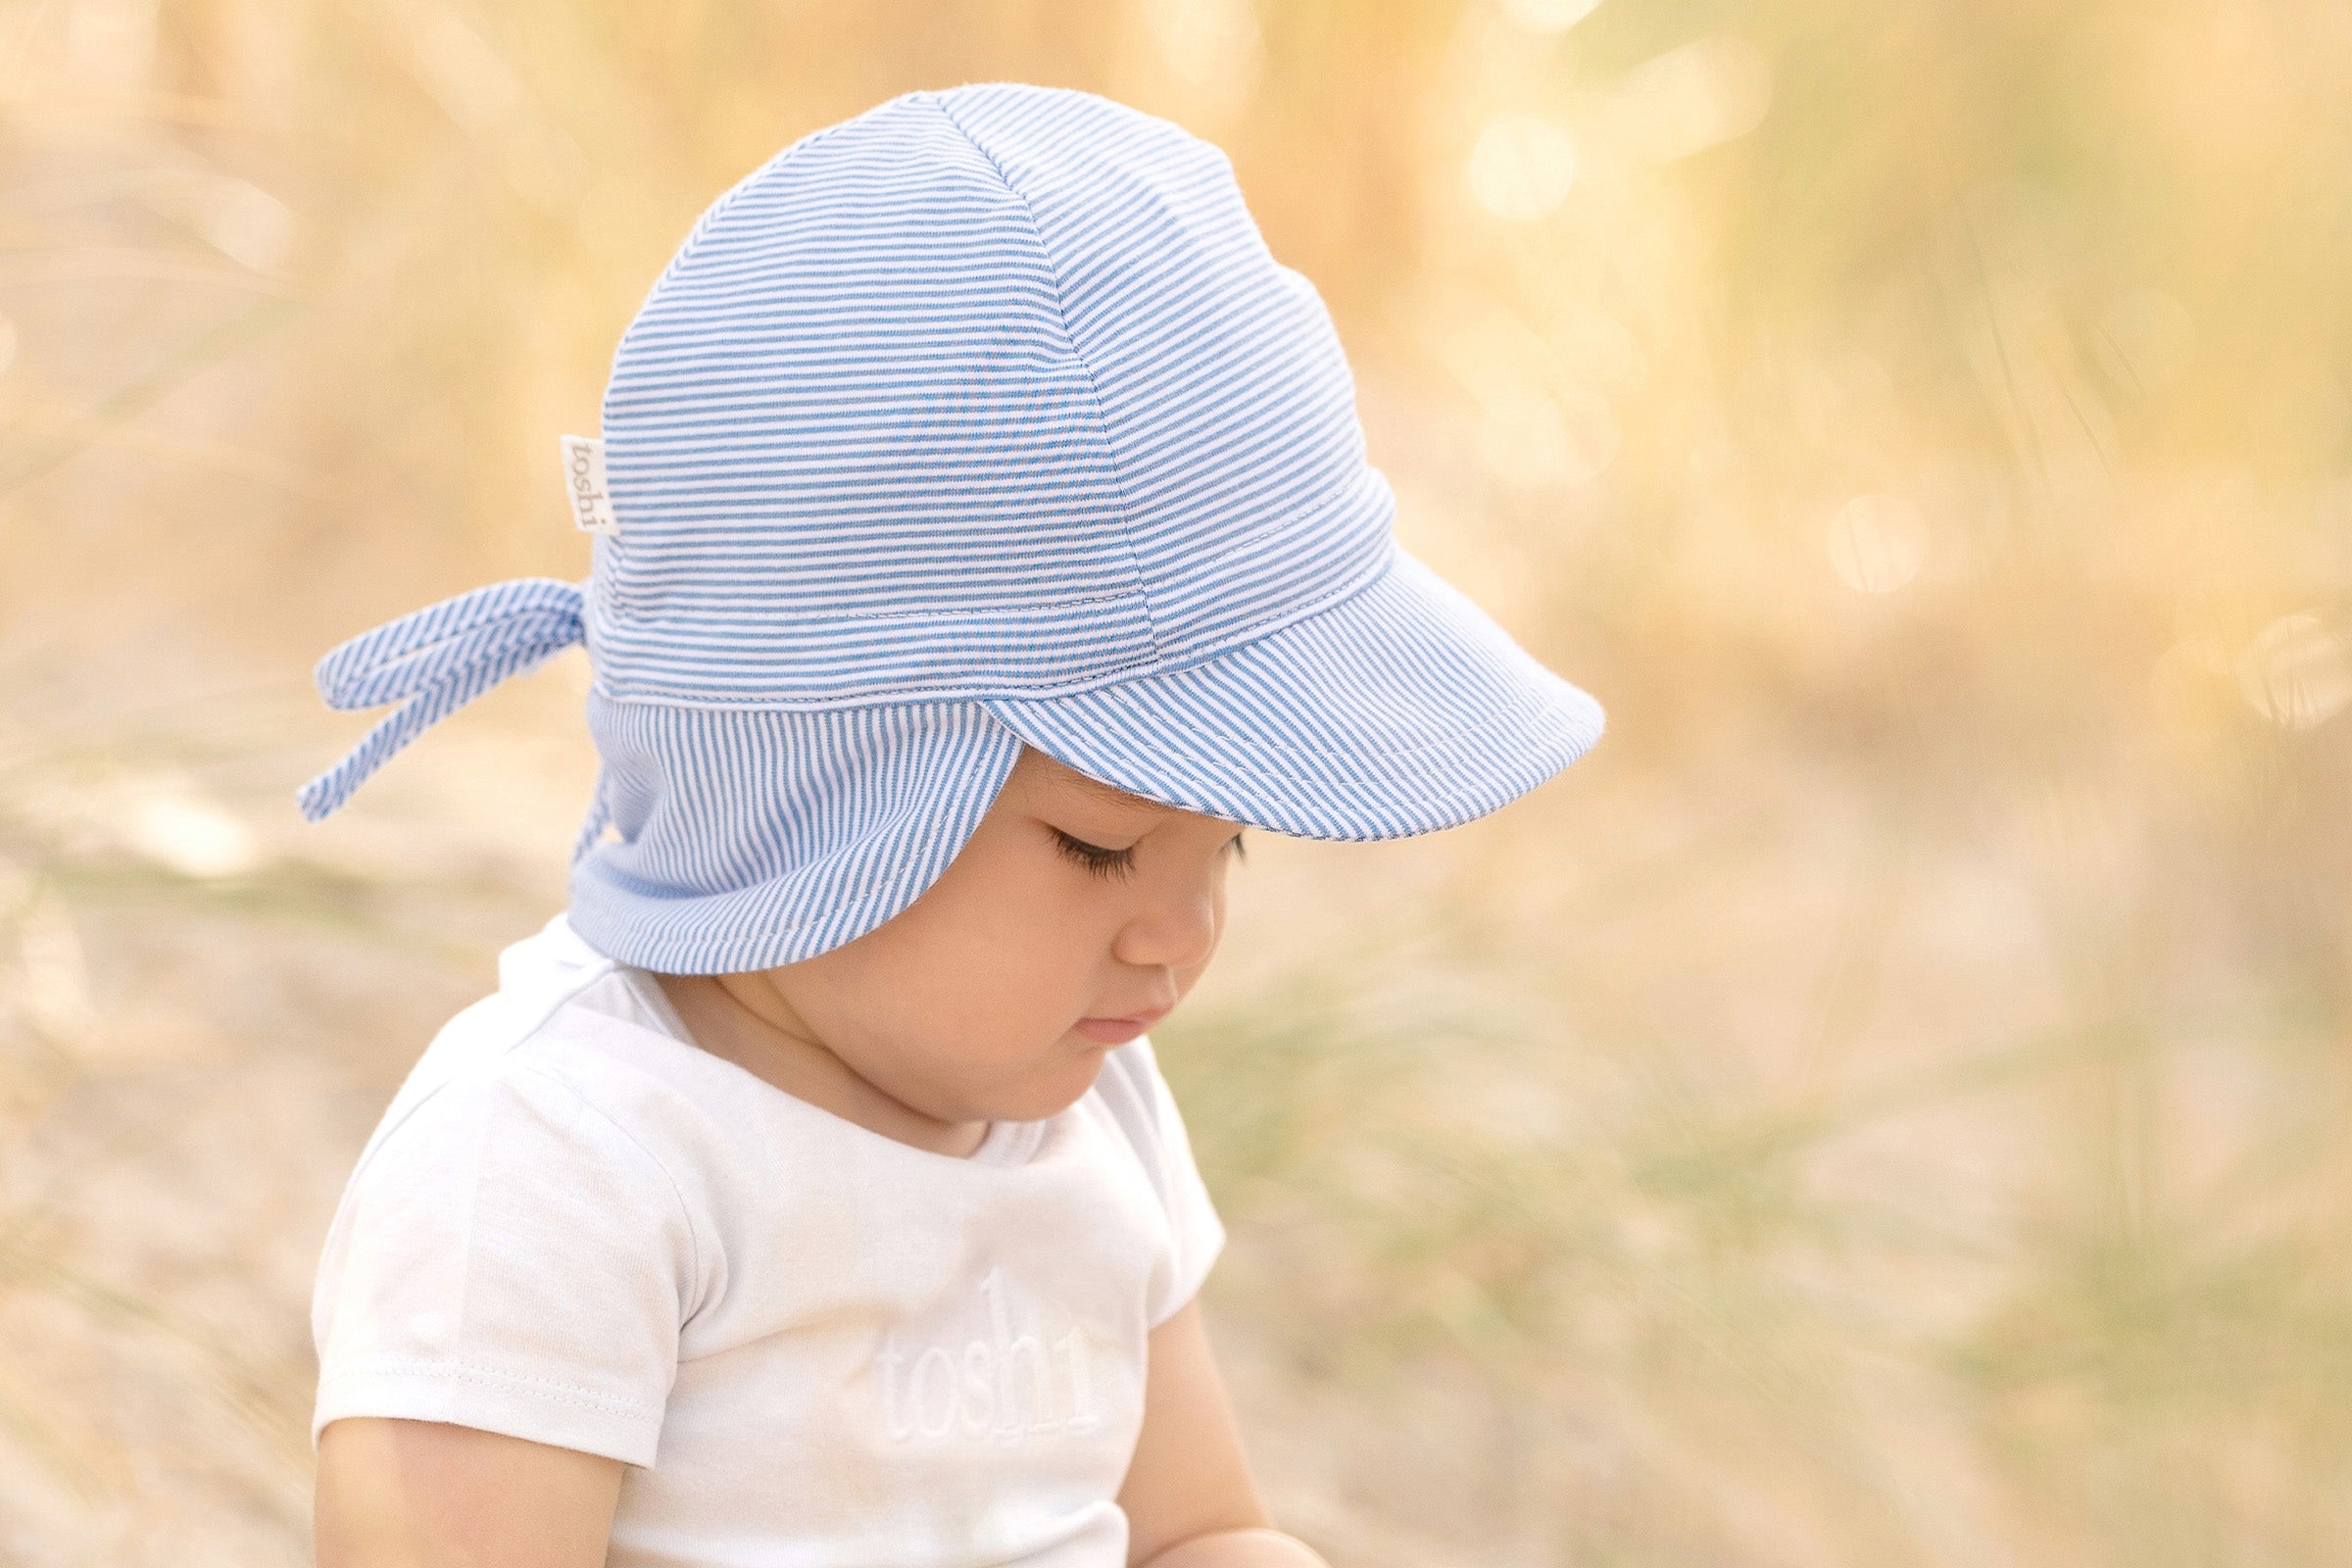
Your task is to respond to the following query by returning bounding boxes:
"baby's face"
[741,744,1246,1125]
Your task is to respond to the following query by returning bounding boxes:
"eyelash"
[1051,828,1134,882]
[1049,828,1247,882]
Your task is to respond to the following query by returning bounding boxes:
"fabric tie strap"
[296,576,589,824]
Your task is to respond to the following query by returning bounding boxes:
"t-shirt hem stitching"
[318,1354,659,1417]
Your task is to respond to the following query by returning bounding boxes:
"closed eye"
[1050,827,1137,882]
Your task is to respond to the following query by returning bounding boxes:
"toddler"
[296,80,1606,1568]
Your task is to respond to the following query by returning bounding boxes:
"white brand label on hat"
[560,434,617,535]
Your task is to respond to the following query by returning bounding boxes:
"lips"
[1071,1004,1170,1047]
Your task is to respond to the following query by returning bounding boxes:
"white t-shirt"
[311,909,1227,1568]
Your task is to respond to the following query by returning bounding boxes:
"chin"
[987,1042,1116,1123]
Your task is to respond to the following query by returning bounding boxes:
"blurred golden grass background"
[2,0,2349,1561]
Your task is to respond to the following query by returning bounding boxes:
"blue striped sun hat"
[295,80,1607,975]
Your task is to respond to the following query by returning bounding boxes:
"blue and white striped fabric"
[297,577,586,825]
[296,81,1606,974]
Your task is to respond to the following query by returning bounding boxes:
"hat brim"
[982,541,1605,839]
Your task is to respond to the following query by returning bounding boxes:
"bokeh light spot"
[1826,493,1930,593]
[118,774,264,879]
[1477,383,1619,489]
[195,177,297,274]
[1500,0,1605,33]
[1143,0,1264,118]
[1466,113,1579,222]
[2235,612,2352,730]
[1616,35,1772,162]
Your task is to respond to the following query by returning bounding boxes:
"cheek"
[863,871,1105,1041]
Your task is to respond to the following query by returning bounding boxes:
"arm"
[315,1416,623,1568]
[1118,1296,1331,1568]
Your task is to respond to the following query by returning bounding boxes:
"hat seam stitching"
[926,89,1164,660]
[579,533,1404,712]
[608,122,849,416]
[600,586,1145,628]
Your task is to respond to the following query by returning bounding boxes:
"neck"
[649,972,990,1158]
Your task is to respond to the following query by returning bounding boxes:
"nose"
[1110,878,1221,974]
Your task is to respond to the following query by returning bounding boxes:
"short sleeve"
[310,1060,699,1467]
[1100,1039,1228,1328]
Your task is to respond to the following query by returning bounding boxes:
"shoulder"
[368,964,728,1156]
[311,968,726,1467]
[338,1011,712,1262]
[337,963,771,1298]
[512,972,769,1181]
